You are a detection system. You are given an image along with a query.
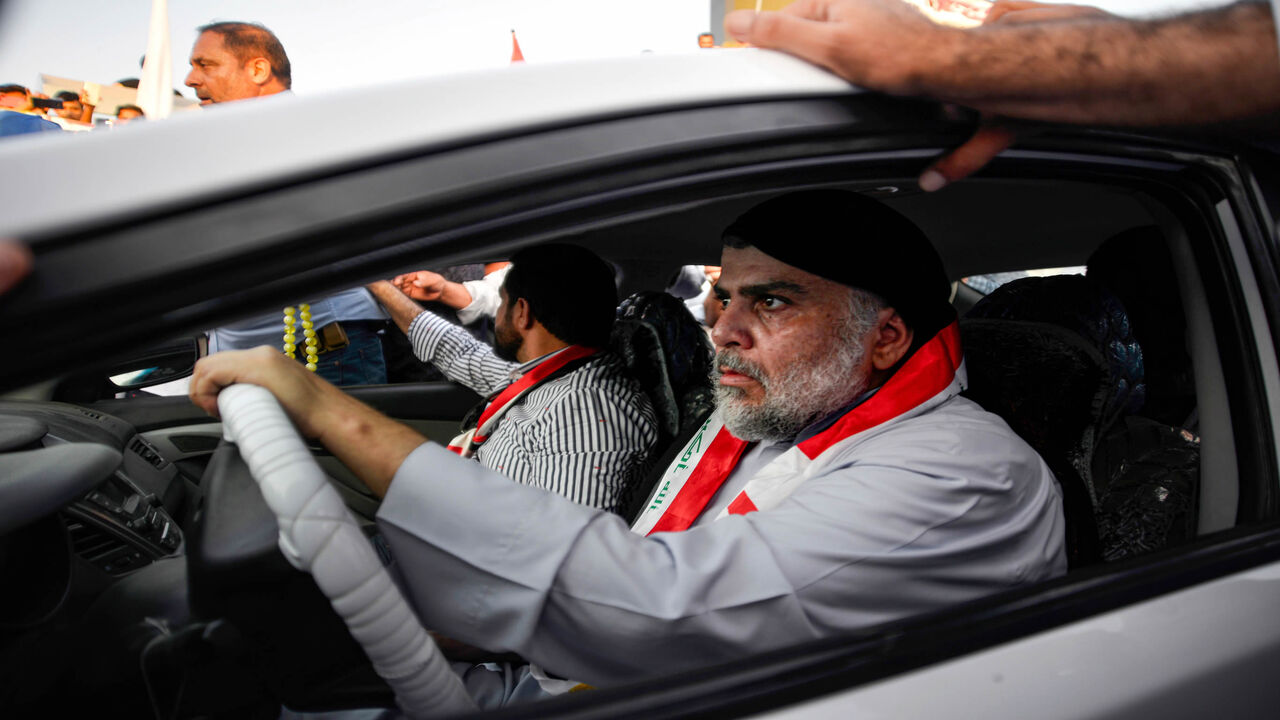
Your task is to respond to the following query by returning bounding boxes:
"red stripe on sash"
[646,426,749,535]
[796,321,961,461]
[644,321,961,528]
[726,493,757,516]
[472,345,599,443]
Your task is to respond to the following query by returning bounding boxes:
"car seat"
[1091,415,1199,561]
[964,274,1198,565]
[964,275,1146,568]
[961,317,1110,568]
[611,291,716,522]
[1087,226,1197,428]
[611,291,716,445]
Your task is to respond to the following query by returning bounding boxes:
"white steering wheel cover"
[218,383,475,717]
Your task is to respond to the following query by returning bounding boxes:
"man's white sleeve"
[456,265,509,326]
[377,407,1064,687]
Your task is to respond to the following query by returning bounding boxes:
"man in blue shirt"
[186,22,389,385]
[0,85,61,138]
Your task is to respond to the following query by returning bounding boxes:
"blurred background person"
[49,90,94,131]
[0,84,61,137]
[114,104,145,123]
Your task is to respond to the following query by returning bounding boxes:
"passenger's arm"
[406,306,517,395]
[368,279,425,334]
[367,279,516,394]
[392,271,476,310]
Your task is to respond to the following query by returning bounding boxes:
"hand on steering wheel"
[217,383,474,717]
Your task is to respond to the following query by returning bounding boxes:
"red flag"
[510,30,525,63]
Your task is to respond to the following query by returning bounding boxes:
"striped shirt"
[408,311,659,514]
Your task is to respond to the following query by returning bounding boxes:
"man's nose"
[184,68,199,87]
[710,300,751,350]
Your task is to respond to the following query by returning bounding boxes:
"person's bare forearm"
[732,0,1280,127]
[368,280,425,333]
[931,2,1280,125]
[437,281,473,310]
[313,393,424,498]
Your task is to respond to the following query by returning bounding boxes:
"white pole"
[136,0,173,119]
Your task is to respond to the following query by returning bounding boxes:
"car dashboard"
[0,401,187,582]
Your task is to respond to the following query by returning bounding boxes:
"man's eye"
[759,296,787,310]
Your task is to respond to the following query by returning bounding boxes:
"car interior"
[0,144,1273,717]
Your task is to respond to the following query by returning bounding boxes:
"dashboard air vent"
[129,436,168,469]
[65,519,152,576]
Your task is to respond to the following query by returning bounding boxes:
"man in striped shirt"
[367,244,659,515]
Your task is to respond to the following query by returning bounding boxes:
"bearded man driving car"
[190,189,1065,706]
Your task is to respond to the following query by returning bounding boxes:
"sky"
[0,0,1229,102]
[0,0,712,100]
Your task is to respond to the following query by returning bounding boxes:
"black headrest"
[967,275,1145,431]
[961,319,1110,457]
[612,292,714,439]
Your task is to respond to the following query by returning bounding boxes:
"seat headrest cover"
[614,291,715,438]
[967,275,1145,429]
[961,319,1110,454]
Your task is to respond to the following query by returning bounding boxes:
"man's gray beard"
[713,302,878,442]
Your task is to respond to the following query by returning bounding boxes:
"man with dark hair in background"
[50,91,93,131]
[185,21,291,104]
[187,21,390,386]
[114,104,145,124]
[368,244,659,514]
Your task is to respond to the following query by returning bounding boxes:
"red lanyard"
[472,345,599,443]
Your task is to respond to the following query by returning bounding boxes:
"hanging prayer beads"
[283,304,320,372]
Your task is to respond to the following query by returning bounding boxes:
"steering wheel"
[216,383,475,718]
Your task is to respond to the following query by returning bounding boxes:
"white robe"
[377,390,1066,688]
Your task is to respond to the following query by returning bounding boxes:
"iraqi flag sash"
[631,321,964,535]
[447,345,599,457]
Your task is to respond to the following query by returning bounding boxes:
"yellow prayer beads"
[283,303,320,372]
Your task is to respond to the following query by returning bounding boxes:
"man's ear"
[247,58,272,86]
[870,310,914,371]
[512,297,536,331]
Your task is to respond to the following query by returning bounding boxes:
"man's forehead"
[717,244,830,292]
[190,31,230,59]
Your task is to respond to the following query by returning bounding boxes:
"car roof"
[0,49,853,241]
